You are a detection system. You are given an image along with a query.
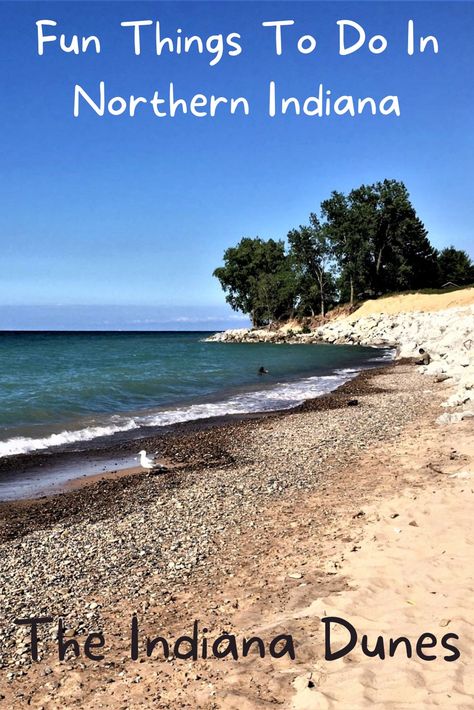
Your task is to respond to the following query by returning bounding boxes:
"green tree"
[322,180,439,299]
[437,247,474,286]
[320,191,371,304]
[358,180,437,292]
[392,216,439,290]
[214,181,469,324]
[213,237,296,326]
[288,214,335,317]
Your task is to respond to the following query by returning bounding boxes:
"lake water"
[0,332,392,457]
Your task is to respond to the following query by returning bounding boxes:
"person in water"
[258,366,269,375]
[416,348,431,365]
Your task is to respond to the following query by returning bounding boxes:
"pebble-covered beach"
[1,290,473,707]
[0,362,443,701]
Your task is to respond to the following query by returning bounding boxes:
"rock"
[207,305,474,426]
[437,411,474,424]
[287,572,303,580]
[449,471,474,479]
[437,412,459,424]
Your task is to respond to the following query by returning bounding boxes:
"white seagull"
[138,449,165,471]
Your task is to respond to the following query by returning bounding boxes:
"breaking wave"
[0,367,364,457]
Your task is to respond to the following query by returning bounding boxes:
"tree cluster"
[213,179,474,327]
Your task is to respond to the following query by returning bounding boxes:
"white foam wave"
[0,367,365,457]
[0,420,139,457]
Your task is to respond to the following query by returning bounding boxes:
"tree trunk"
[317,271,325,318]
[376,248,383,275]
[350,276,354,306]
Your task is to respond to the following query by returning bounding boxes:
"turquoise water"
[0,332,391,456]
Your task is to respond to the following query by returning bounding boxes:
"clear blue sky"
[0,1,472,329]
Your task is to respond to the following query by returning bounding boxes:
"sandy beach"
[2,1,474,705]
[0,356,472,708]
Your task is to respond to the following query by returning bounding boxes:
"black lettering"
[441,633,460,662]
[362,634,385,659]
[322,616,357,661]
[174,621,198,660]
[269,634,295,659]
[212,633,238,660]
[130,613,139,660]
[14,617,53,662]
[242,636,265,657]
[58,618,80,661]
[202,627,208,659]
[389,636,412,658]
[84,632,105,661]
[147,635,169,658]
[416,633,437,661]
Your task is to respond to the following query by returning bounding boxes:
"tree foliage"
[213,238,296,326]
[213,181,473,324]
[321,180,439,302]
[437,247,474,286]
[287,214,335,317]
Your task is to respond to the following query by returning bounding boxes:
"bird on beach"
[138,449,167,472]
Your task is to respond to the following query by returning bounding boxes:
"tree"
[213,237,296,326]
[322,180,439,299]
[359,180,438,293]
[392,216,440,290]
[320,191,371,304]
[287,214,334,317]
[437,247,474,286]
[213,181,470,324]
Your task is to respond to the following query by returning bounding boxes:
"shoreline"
[0,291,472,705]
[1,359,470,707]
[0,357,393,502]
[0,356,432,573]
[0,362,396,537]
[0,339,390,463]
[208,295,474,423]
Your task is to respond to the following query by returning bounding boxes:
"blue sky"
[0,1,472,329]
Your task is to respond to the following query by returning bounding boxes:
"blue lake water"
[0,332,392,457]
